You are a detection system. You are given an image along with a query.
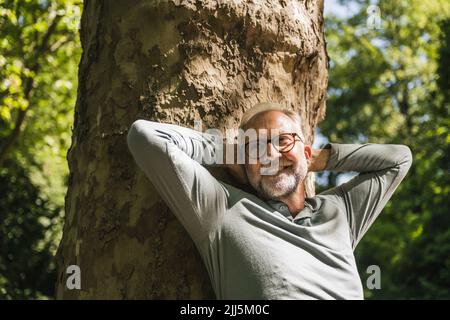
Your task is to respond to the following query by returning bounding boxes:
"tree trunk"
[55,0,328,299]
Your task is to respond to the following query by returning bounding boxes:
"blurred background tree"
[0,0,81,298]
[0,0,448,299]
[320,0,450,298]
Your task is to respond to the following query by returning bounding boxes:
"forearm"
[127,120,223,165]
[324,143,413,173]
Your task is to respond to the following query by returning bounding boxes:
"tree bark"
[55,0,328,299]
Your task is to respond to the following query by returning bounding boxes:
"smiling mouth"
[262,165,291,176]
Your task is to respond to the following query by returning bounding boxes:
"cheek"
[285,147,307,170]
[283,148,301,162]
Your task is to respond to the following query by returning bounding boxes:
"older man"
[127,102,412,300]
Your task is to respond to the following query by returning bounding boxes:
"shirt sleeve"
[319,143,413,249]
[126,119,229,245]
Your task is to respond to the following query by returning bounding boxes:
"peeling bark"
[55,0,328,299]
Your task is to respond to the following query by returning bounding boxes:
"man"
[127,102,412,299]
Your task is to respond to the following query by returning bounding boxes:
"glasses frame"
[244,132,304,159]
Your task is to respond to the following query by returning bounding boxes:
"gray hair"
[239,102,305,142]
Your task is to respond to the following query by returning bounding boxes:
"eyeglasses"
[244,133,303,160]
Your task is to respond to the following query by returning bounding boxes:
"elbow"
[395,144,413,174]
[399,144,413,165]
[128,119,147,138]
[127,119,167,158]
[127,119,151,156]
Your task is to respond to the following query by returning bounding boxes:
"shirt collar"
[266,198,314,221]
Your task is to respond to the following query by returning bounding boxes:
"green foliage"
[0,0,81,203]
[0,160,61,299]
[0,0,81,298]
[323,0,450,298]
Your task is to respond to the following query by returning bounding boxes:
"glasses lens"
[276,134,295,151]
[245,134,300,159]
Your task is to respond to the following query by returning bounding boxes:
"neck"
[278,181,306,217]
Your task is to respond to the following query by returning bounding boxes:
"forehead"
[245,110,296,134]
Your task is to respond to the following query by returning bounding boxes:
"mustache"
[260,163,296,176]
[261,162,294,169]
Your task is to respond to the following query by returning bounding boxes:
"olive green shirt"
[127,119,412,300]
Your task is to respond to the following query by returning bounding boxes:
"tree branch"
[0,14,62,167]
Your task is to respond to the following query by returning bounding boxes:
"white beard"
[258,165,305,199]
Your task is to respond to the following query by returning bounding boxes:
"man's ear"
[304,144,312,162]
[303,145,313,171]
